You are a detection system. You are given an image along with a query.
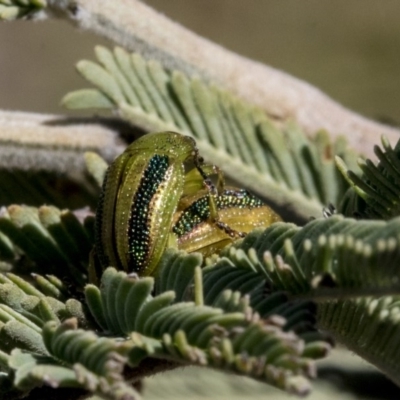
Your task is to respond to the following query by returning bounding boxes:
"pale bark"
[46,0,400,159]
[0,110,124,172]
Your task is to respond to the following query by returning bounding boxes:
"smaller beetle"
[171,187,281,257]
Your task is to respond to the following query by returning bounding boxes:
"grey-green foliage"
[156,250,327,349]
[212,218,400,385]
[84,139,400,390]
[0,204,94,289]
[0,202,335,399]
[0,0,45,20]
[0,251,141,398]
[2,197,400,397]
[142,364,369,400]
[318,296,400,387]
[0,169,99,209]
[2,206,400,397]
[337,135,400,219]
[0,258,327,399]
[85,266,322,395]
[4,324,141,399]
[63,46,359,222]
[0,273,87,398]
[222,216,400,298]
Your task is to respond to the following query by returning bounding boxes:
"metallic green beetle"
[95,131,220,276]
[171,187,281,257]
[95,131,281,277]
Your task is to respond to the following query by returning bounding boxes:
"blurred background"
[0,1,400,127]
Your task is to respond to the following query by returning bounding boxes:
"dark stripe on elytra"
[173,189,264,236]
[128,154,170,272]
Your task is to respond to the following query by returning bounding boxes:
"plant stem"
[0,110,125,172]
[46,0,400,159]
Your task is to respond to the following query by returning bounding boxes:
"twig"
[0,110,125,173]
[45,0,400,159]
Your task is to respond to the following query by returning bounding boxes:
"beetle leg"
[187,155,243,239]
[215,166,225,194]
[214,220,246,239]
[205,192,246,239]
[183,164,224,196]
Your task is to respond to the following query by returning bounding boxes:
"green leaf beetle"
[94,131,281,277]
[171,187,281,257]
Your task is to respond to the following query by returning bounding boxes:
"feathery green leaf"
[84,266,329,395]
[0,0,46,20]
[219,216,400,299]
[0,205,93,289]
[64,46,359,222]
[318,296,400,387]
[337,136,400,219]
